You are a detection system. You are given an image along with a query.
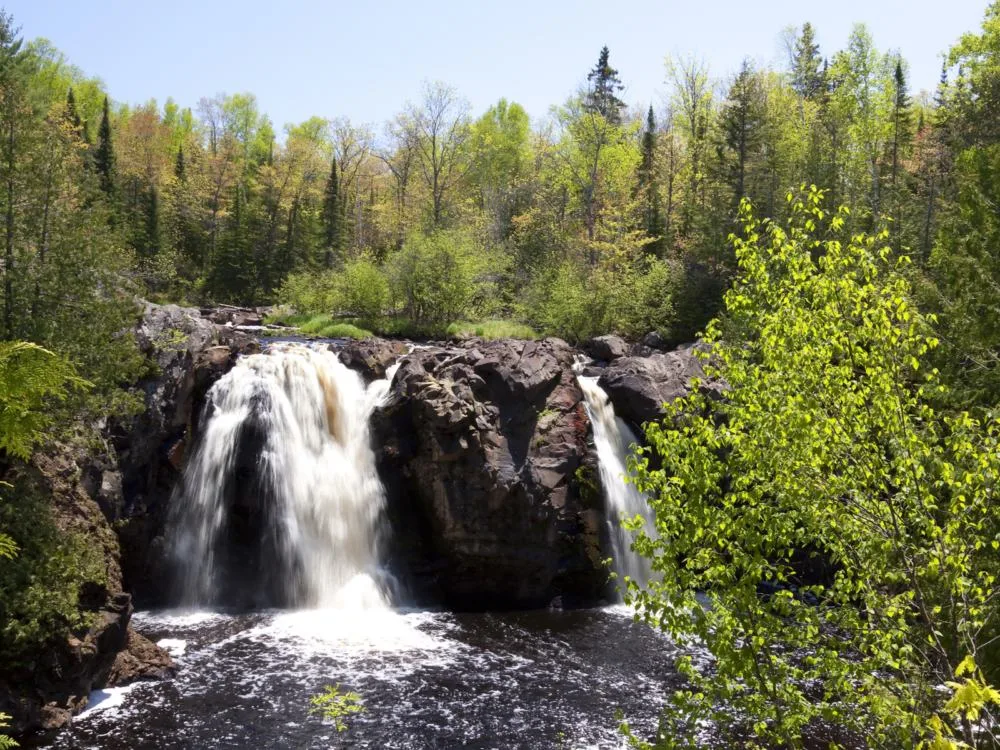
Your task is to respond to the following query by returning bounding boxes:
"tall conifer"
[585,46,626,124]
[321,159,341,267]
[95,96,115,197]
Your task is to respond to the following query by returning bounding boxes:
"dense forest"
[3,1,1000,747]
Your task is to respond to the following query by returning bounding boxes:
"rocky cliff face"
[1,303,255,738]
[113,304,259,606]
[366,338,609,609]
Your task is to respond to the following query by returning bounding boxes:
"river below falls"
[47,606,690,749]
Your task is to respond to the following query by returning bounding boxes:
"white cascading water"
[170,343,396,610]
[574,360,653,589]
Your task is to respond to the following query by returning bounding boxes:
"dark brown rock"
[585,334,629,362]
[337,338,408,383]
[375,338,608,609]
[107,629,175,685]
[597,343,725,428]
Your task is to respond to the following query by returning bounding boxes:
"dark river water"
[48,606,688,749]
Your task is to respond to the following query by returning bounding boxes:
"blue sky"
[6,0,990,131]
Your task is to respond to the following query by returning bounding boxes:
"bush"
[387,230,487,325]
[523,255,678,343]
[277,270,339,315]
[626,192,1000,748]
[0,473,108,666]
[336,258,390,322]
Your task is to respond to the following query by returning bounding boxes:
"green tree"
[717,60,767,207]
[626,190,1000,748]
[887,60,913,254]
[790,23,824,99]
[468,98,531,241]
[321,158,341,267]
[585,46,626,125]
[635,105,663,254]
[94,95,114,196]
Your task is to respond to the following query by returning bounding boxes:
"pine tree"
[636,105,663,253]
[146,186,160,257]
[175,145,186,182]
[585,46,626,124]
[64,87,81,131]
[719,60,766,205]
[889,59,913,252]
[792,23,824,99]
[95,95,115,197]
[321,159,341,268]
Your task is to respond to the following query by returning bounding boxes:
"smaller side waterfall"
[168,344,397,610]
[574,361,653,589]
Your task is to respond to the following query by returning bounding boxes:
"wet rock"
[337,338,409,383]
[202,306,265,327]
[598,343,725,429]
[108,629,175,685]
[375,338,608,609]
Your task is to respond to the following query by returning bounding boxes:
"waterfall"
[169,343,394,610]
[574,362,653,590]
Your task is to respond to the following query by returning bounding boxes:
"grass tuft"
[446,319,539,340]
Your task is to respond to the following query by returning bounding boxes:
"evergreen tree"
[64,87,81,131]
[146,186,160,257]
[585,46,626,124]
[889,59,913,252]
[95,95,115,197]
[792,23,824,99]
[0,10,29,340]
[175,145,186,182]
[636,105,663,253]
[718,60,766,205]
[321,158,341,268]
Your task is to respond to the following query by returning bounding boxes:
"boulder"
[337,338,409,383]
[374,338,608,609]
[584,334,629,362]
[598,343,725,429]
[640,331,669,351]
[107,629,175,685]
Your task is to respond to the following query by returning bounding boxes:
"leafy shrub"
[626,191,1000,748]
[387,230,487,325]
[277,270,339,315]
[0,474,108,666]
[0,342,87,460]
[310,684,364,732]
[336,257,390,322]
[523,255,678,343]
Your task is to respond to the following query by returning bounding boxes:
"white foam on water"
[76,684,140,720]
[133,610,229,629]
[254,608,453,654]
[156,638,187,657]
